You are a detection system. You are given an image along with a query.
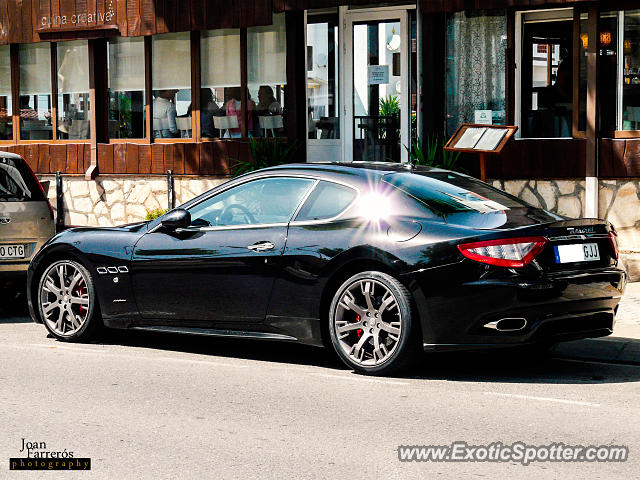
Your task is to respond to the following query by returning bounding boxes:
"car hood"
[63,221,150,234]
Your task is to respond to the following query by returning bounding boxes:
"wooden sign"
[444,123,518,181]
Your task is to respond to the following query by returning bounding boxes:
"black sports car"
[27,163,626,375]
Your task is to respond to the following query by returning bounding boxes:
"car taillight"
[25,160,54,220]
[458,237,547,268]
[609,229,619,260]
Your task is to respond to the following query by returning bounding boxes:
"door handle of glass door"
[247,241,275,252]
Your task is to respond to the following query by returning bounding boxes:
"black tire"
[37,259,102,342]
[328,271,421,376]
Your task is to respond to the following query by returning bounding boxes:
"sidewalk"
[550,282,640,365]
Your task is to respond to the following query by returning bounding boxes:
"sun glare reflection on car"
[357,192,393,223]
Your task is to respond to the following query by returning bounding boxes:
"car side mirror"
[160,208,191,231]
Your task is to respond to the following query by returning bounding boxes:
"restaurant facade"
[0,0,638,263]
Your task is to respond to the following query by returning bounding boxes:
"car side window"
[188,177,315,227]
[295,181,357,222]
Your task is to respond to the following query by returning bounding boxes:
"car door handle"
[247,241,275,252]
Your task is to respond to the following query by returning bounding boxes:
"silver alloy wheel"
[333,278,402,367]
[39,261,91,337]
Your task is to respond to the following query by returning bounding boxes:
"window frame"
[0,44,14,143]
[292,179,359,225]
[5,14,288,147]
[514,7,579,140]
[185,175,319,230]
[198,27,245,142]
[606,9,640,138]
[107,36,150,144]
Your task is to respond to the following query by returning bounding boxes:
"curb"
[620,252,640,283]
[551,336,640,365]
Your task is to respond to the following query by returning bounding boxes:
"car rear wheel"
[328,271,420,375]
[37,259,101,341]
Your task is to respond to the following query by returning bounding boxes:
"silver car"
[0,152,55,285]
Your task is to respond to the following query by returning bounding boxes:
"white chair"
[258,115,284,137]
[176,117,192,138]
[213,115,240,138]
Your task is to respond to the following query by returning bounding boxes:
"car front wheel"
[328,271,420,375]
[37,259,101,341]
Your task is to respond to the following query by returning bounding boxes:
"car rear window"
[383,171,528,214]
[0,156,45,202]
[381,171,551,229]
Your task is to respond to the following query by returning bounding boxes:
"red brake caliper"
[355,314,363,338]
[76,286,86,314]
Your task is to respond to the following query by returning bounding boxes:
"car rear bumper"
[0,239,49,274]
[413,267,626,351]
[0,261,30,273]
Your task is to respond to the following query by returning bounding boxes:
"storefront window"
[57,40,91,140]
[599,11,619,133]
[248,13,287,137]
[200,29,241,139]
[19,43,53,140]
[306,11,340,140]
[108,37,146,139]
[617,10,640,132]
[445,10,506,136]
[152,32,192,139]
[0,45,12,140]
[577,12,588,133]
[519,9,574,138]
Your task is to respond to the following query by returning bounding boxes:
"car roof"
[260,162,447,186]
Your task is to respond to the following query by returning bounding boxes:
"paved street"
[1,288,640,479]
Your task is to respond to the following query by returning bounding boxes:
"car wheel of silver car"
[37,259,101,341]
[328,271,420,375]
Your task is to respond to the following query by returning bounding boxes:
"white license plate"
[0,244,25,259]
[554,243,600,263]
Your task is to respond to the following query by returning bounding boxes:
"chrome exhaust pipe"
[484,318,527,332]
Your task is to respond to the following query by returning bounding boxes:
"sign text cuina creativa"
[40,0,115,28]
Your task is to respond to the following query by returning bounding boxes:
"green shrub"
[145,208,168,221]
[405,136,464,173]
[231,137,298,177]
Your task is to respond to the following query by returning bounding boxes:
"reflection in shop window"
[248,13,287,137]
[57,40,91,140]
[200,29,241,138]
[108,37,146,139]
[600,9,640,132]
[622,11,640,130]
[519,10,574,138]
[152,32,192,139]
[19,43,53,140]
[445,10,506,137]
[307,11,340,140]
[599,11,619,133]
[0,45,12,140]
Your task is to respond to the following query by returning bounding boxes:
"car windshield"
[382,171,556,229]
[0,157,43,202]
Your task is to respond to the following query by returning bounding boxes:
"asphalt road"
[1,291,639,479]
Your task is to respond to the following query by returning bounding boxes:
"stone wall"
[491,179,640,253]
[39,175,228,227]
[38,174,640,254]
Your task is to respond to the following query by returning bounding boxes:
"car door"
[131,176,316,324]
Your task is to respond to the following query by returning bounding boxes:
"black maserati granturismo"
[27,162,626,375]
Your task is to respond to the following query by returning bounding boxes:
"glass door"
[306,10,342,163]
[345,10,409,163]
